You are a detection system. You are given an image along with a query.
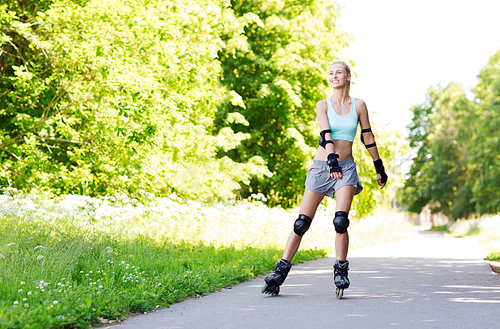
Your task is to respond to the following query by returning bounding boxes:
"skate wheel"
[261,283,280,296]
[336,287,344,299]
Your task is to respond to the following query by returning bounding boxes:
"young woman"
[261,61,388,298]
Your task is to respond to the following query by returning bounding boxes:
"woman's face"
[328,64,350,89]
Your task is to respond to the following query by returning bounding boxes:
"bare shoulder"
[316,99,327,113]
[354,98,368,115]
[354,98,367,110]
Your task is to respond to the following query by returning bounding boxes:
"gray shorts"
[304,157,363,198]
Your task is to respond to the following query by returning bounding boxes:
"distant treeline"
[0,0,402,214]
[402,49,500,219]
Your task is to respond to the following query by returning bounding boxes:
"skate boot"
[261,259,292,295]
[334,260,350,299]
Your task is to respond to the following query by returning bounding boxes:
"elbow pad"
[319,129,333,148]
[361,128,376,149]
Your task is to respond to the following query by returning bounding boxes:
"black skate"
[261,259,292,296]
[334,260,350,299]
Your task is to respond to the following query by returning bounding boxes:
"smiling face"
[328,62,351,90]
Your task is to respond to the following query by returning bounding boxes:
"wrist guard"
[327,153,341,173]
[374,159,388,183]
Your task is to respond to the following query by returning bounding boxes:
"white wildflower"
[13,301,18,305]
[53,300,59,305]
[36,255,44,260]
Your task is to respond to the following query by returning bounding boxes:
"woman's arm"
[316,100,342,179]
[357,99,387,189]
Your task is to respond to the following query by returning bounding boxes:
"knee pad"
[333,211,349,233]
[294,214,312,236]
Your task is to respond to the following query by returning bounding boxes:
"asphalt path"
[104,232,500,329]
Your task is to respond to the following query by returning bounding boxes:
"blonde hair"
[330,61,351,94]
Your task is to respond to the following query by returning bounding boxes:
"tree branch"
[34,136,90,145]
[2,167,39,190]
[0,86,69,148]
[0,147,20,160]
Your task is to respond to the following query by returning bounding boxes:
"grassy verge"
[0,190,416,327]
[486,251,500,262]
[0,216,325,328]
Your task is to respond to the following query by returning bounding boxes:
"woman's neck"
[330,88,350,105]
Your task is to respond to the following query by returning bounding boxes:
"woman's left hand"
[376,173,386,189]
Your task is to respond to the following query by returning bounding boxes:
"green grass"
[486,251,500,262]
[427,225,448,232]
[0,216,325,328]
[0,191,419,328]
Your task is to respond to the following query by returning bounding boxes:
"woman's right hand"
[331,171,343,180]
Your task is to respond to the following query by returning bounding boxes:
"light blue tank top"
[327,97,358,142]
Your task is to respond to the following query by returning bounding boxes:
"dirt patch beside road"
[490,261,500,275]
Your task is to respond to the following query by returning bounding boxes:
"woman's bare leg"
[334,185,356,260]
[282,189,324,261]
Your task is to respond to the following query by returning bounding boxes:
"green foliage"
[403,48,500,219]
[0,0,402,212]
[486,251,500,262]
[216,0,349,207]
[0,0,267,202]
[469,50,500,214]
[346,124,406,218]
[402,84,476,219]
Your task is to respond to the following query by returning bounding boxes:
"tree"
[402,84,476,219]
[217,0,350,207]
[469,49,500,214]
[0,0,267,201]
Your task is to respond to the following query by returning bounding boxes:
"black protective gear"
[333,211,349,233]
[319,129,333,148]
[294,214,312,236]
[327,153,341,173]
[365,142,377,149]
[374,158,388,184]
[360,128,371,145]
[361,128,377,149]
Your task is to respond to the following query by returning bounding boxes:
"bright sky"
[336,0,500,131]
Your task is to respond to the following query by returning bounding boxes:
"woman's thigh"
[335,185,356,213]
[299,189,325,218]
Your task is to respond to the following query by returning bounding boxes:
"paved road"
[105,232,500,329]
